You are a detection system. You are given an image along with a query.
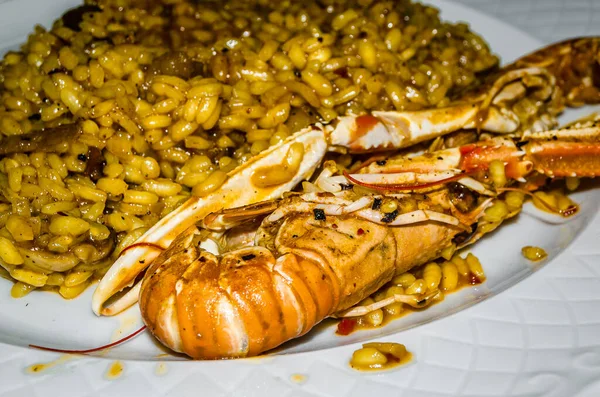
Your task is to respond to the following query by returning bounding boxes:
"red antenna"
[29,325,147,354]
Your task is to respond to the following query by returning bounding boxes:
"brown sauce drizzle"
[83,147,106,182]
[351,115,380,142]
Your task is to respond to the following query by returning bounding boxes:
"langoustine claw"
[331,36,600,154]
[330,67,560,152]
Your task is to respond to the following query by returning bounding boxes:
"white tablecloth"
[456,0,600,43]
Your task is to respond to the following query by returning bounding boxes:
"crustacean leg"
[521,114,600,177]
[330,37,600,153]
[509,37,600,107]
[329,67,560,152]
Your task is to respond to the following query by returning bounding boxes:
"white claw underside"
[360,147,463,174]
[100,282,142,317]
[523,125,600,141]
[523,107,600,145]
[92,126,328,316]
[330,105,486,152]
[329,67,554,153]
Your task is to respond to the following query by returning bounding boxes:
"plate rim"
[1,1,599,396]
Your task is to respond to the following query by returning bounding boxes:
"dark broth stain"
[351,115,379,142]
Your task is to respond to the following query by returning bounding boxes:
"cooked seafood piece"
[138,114,600,359]
[1,0,504,300]
[330,67,559,152]
[509,37,600,107]
[92,37,600,317]
[331,37,600,152]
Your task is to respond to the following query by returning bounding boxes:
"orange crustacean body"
[89,36,600,360]
[138,112,600,359]
[92,40,570,318]
[139,203,458,359]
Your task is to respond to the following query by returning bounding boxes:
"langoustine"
[139,114,600,359]
[91,36,579,317]
[90,37,600,359]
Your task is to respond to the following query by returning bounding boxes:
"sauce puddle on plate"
[290,374,307,384]
[26,354,75,374]
[105,360,124,380]
[155,362,168,376]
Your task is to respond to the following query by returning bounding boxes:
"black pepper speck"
[313,208,326,220]
[381,209,399,223]
[372,198,382,210]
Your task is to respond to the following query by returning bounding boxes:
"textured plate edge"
[0,1,599,396]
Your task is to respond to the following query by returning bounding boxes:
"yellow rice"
[0,0,498,298]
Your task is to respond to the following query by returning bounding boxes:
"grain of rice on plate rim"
[0,0,499,299]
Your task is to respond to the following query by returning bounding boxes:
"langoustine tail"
[139,229,338,359]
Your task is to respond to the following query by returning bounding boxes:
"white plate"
[2,1,600,396]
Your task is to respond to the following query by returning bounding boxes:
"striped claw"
[329,68,559,152]
[522,114,600,178]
